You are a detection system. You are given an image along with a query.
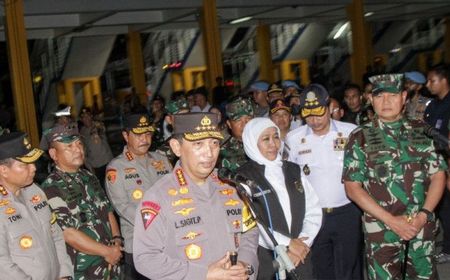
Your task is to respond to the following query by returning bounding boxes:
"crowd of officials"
[0,62,450,280]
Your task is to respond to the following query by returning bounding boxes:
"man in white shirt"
[286,84,363,280]
[190,87,212,113]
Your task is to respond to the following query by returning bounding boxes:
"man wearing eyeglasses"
[286,84,362,280]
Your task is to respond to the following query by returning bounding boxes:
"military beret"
[173,113,223,141]
[369,74,404,95]
[0,132,43,163]
[282,80,301,90]
[405,71,426,84]
[225,96,254,121]
[300,84,329,118]
[270,98,291,115]
[123,114,155,134]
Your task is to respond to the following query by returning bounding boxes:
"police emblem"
[141,201,161,230]
[20,235,33,249]
[30,195,41,204]
[106,169,117,184]
[185,244,202,260]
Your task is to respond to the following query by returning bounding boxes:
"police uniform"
[133,113,259,280]
[342,74,448,280]
[40,124,120,280]
[286,84,362,279]
[0,132,73,280]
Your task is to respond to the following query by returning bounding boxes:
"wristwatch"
[419,208,435,223]
[246,264,254,275]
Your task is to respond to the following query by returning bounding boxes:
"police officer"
[286,84,362,280]
[343,74,447,280]
[106,113,172,279]
[219,96,254,172]
[133,112,259,280]
[41,124,123,280]
[0,131,73,279]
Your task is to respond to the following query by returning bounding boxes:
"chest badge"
[5,207,16,215]
[30,195,41,204]
[225,199,240,206]
[303,164,311,176]
[185,244,202,260]
[132,189,143,200]
[179,187,189,194]
[182,231,202,240]
[168,188,178,196]
[175,207,195,216]
[0,199,9,207]
[20,235,33,249]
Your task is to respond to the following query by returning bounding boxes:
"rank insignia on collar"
[225,199,240,206]
[132,189,143,200]
[19,235,33,249]
[185,244,202,260]
[303,164,311,176]
[141,201,161,230]
[175,168,187,187]
[220,189,234,196]
[175,207,195,216]
[125,151,134,161]
[172,198,193,207]
[182,231,202,240]
[179,187,189,194]
[30,195,41,204]
[0,185,8,196]
[168,188,178,196]
[5,207,16,215]
[0,199,9,207]
[106,169,117,184]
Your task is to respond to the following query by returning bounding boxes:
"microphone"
[423,123,450,151]
[218,168,258,189]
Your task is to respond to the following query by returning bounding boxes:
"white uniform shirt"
[286,120,357,208]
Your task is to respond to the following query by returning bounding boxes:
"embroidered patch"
[175,207,195,216]
[175,168,187,187]
[182,231,202,240]
[50,212,57,224]
[106,169,117,184]
[19,235,33,249]
[225,199,240,206]
[132,189,143,200]
[168,188,178,196]
[30,195,41,204]
[141,201,161,230]
[0,199,9,207]
[220,189,234,196]
[303,164,311,176]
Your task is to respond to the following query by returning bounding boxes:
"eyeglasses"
[330,108,340,114]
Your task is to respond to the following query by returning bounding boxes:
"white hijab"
[243,118,292,230]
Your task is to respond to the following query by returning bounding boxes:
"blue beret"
[405,71,426,84]
[282,80,300,90]
[249,81,269,92]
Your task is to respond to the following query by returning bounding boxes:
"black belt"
[322,203,353,214]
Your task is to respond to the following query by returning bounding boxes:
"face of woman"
[257,127,281,161]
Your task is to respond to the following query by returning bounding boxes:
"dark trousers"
[124,252,149,280]
[438,189,450,253]
[311,203,363,280]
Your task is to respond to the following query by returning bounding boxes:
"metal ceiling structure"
[1,0,450,40]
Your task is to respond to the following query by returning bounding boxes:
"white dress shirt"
[286,120,357,208]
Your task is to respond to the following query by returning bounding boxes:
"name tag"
[298,149,312,155]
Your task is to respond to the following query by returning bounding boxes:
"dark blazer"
[237,160,313,280]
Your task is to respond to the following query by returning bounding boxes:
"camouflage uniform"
[342,116,447,280]
[41,168,121,280]
[405,95,431,121]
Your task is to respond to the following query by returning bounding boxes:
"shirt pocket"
[8,222,42,257]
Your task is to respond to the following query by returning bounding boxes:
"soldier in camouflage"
[41,123,122,280]
[343,74,448,280]
[219,96,254,172]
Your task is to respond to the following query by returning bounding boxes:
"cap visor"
[183,131,224,141]
[16,148,43,163]
[58,135,80,144]
[270,107,291,115]
[131,127,155,134]
[301,106,326,118]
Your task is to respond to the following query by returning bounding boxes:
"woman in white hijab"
[237,117,322,280]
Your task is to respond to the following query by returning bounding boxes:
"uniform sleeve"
[425,141,448,175]
[342,130,367,183]
[257,225,291,249]
[133,192,208,280]
[0,224,31,279]
[237,225,259,278]
[298,177,322,247]
[51,221,74,278]
[105,164,136,225]
[41,179,79,230]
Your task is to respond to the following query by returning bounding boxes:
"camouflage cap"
[369,74,404,95]
[300,84,329,118]
[166,98,189,115]
[173,112,223,141]
[123,114,155,134]
[42,123,80,150]
[225,96,254,121]
[0,132,43,163]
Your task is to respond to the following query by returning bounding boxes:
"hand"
[103,243,122,265]
[411,212,427,233]
[385,215,419,241]
[288,237,310,265]
[206,252,248,280]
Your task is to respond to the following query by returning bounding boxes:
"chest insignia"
[172,198,193,207]
[168,188,178,196]
[0,199,9,207]
[182,231,202,240]
[225,199,240,206]
[30,195,41,204]
[5,207,16,215]
[175,207,195,216]
[132,189,143,200]
[333,137,348,151]
[185,244,202,260]
[303,164,311,176]
[220,189,235,196]
[106,169,117,184]
[179,187,189,194]
[19,235,33,249]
